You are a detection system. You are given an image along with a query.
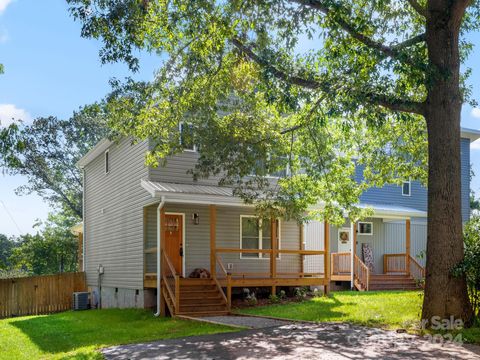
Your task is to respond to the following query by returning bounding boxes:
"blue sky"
[1,0,480,236]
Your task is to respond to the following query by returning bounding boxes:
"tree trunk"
[422,0,473,326]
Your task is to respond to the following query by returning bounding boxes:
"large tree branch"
[231,38,425,115]
[292,0,425,66]
[231,38,320,89]
[406,0,427,17]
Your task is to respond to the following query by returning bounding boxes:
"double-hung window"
[402,180,411,196]
[104,150,110,174]
[240,216,280,259]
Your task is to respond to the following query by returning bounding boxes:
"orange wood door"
[164,214,183,276]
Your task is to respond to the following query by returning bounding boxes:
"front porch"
[143,202,329,317]
[330,219,425,291]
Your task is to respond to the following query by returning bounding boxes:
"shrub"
[269,294,280,303]
[454,216,480,319]
[294,287,308,301]
[312,288,323,298]
[279,289,287,300]
[245,292,258,306]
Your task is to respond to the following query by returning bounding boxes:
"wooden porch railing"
[384,253,407,274]
[162,252,180,315]
[215,248,326,278]
[215,257,231,311]
[409,255,425,284]
[354,254,370,291]
[331,252,351,275]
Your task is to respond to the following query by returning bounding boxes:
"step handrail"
[354,254,370,291]
[408,255,425,284]
[214,256,230,311]
[162,252,180,314]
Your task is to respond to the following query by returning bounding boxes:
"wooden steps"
[368,274,421,291]
[163,278,229,317]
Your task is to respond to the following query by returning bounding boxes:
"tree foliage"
[0,104,109,218]
[0,233,16,270]
[66,0,439,223]
[455,216,480,319]
[10,213,79,275]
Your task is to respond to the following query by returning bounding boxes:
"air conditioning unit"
[73,292,89,310]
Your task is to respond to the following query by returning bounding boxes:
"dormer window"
[402,180,411,196]
[179,122,196,151]
[105,150,110,174]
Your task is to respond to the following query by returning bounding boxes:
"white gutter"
[154,196,166,317]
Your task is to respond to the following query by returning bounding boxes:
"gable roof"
[461,127,480,143]
[76,138,112,168]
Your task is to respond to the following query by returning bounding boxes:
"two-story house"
[76,128,480,316]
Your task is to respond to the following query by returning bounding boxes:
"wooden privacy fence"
[0,272,86,318]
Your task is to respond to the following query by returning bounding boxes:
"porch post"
[270,218,277,295]
[406,219,411,276]
[299,224,304,278]
[324,220,330,295]
[159,207,166,316]
[210,205,217,278]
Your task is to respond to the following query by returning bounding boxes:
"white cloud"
[0,104,32,127]
[0,0,13,14]
[471,108,480,119]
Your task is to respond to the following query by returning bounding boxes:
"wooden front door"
[164,214,183,276]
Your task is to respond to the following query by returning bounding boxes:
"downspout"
[154,196,166,317]
[82,168,86,272]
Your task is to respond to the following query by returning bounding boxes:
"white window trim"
[402,179,411,196]
[104,149,110,174]
[358,221,373,236]
[179,122,197,152]
[239,215,281,260]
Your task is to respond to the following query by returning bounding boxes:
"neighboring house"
[76,128,480,316]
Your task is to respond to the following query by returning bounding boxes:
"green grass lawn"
[238,290,480,344]
[239,291,424,329]
[0,309,236,360]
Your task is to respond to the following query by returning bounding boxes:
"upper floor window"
[358,222,373,235]
[402,180,411,196]
[105,150,109,174]
[179,122,196,151]
[240,216,280,259]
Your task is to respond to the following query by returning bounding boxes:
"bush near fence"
[0,272,86,318]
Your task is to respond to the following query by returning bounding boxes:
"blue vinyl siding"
[461,137,470,222]
[355,137,471,222]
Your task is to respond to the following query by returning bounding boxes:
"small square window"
[402,180,411,196]
[105,150,109,174]
[358,222,373,235]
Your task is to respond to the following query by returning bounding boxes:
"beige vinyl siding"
[84,138,150,289]
[148,150,220,185]
[216,206,301,276]
[144,203,301,277]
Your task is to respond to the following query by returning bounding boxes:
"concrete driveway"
[102,322,480,360]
